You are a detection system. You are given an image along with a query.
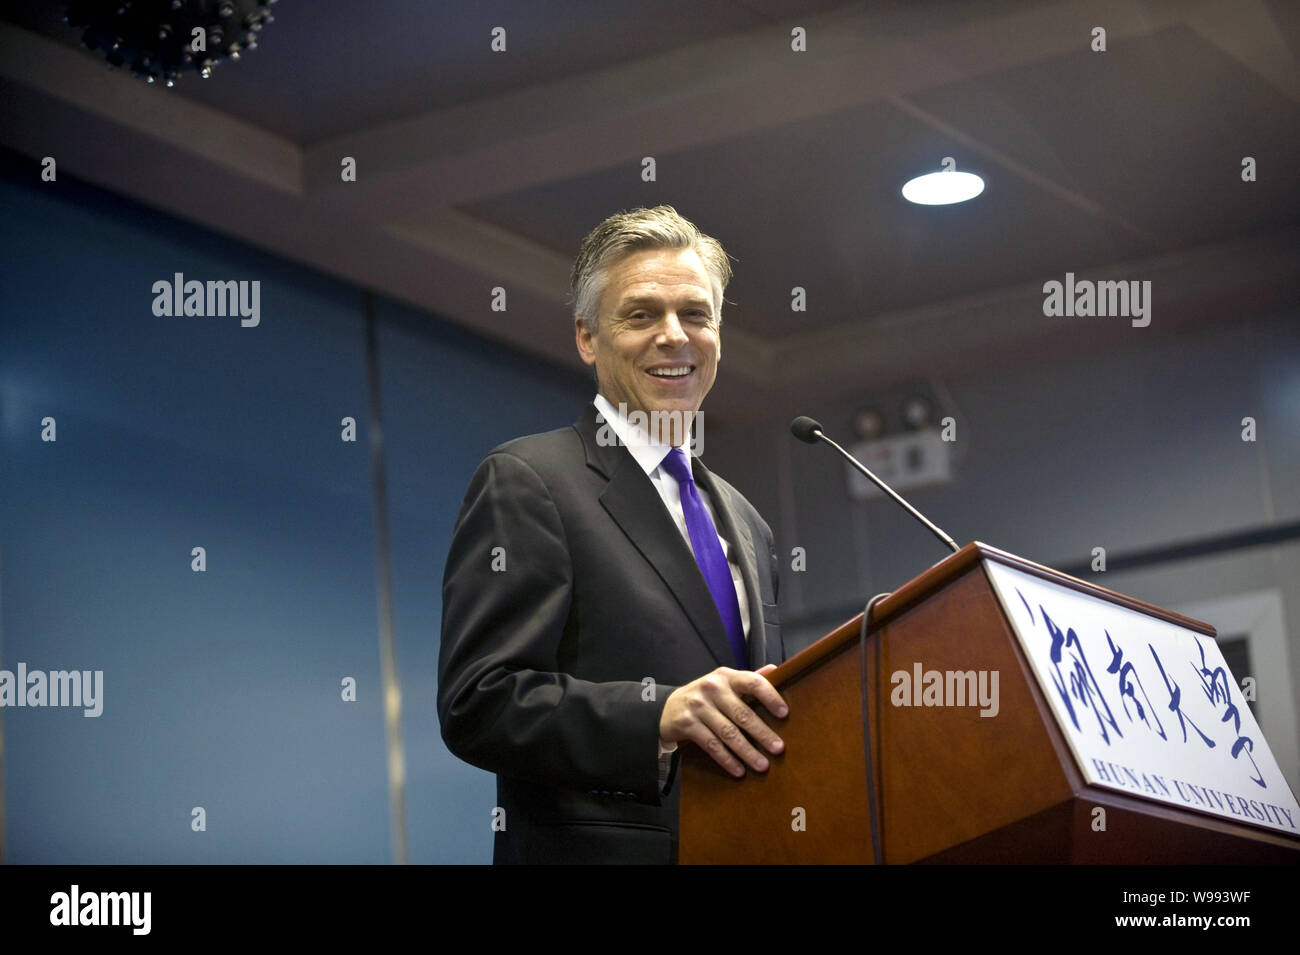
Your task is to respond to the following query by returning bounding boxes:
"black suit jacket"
[438,402,783,864]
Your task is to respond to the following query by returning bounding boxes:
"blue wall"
[377,302,597,863]
[0,156,591,862]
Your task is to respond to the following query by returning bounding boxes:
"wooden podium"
[679,542,1300,864]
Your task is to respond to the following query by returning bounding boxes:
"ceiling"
[2,0,1297,426]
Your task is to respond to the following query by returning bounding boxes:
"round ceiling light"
[901,170,985,205]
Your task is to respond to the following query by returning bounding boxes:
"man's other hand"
[658,664,788,777]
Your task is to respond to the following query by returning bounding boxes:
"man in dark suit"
[438,206,788,864]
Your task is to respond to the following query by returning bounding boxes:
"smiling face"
[575,247,721,442]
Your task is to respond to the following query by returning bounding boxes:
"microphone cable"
[859,591,892,867]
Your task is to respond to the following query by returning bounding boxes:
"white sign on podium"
[984,560,1300,837]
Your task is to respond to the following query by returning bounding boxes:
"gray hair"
[570,205,733,334]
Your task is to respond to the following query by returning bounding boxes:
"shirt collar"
[593,393,693,477]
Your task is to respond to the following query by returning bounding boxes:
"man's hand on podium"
[658,664,788,778]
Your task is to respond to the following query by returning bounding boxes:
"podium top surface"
[775,541,1215,687]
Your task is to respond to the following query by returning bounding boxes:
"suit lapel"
[575,404,735,668]
[693,458,769,670]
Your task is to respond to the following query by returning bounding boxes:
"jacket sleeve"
[437,450,676,803]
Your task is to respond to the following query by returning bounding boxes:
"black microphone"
[791,416,959,553]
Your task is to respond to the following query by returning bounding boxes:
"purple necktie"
[661,448,747,668]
